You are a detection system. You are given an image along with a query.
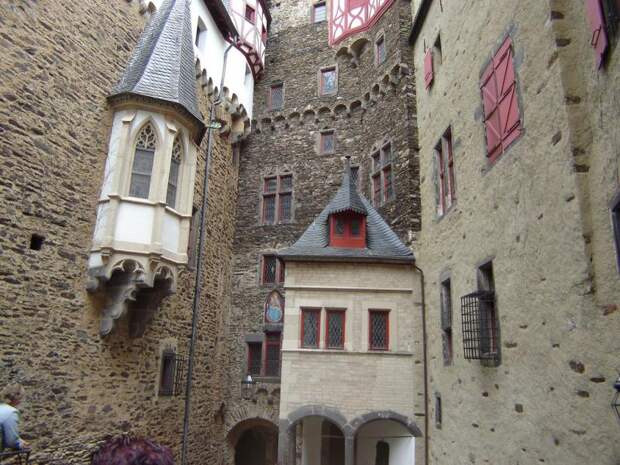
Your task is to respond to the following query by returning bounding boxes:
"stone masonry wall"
[224,0,420,455]
[0,1,238,463]
[410,1,620,464]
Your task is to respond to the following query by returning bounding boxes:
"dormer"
[329,211,366,248]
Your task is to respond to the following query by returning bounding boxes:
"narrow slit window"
[159,350,176,396]
[129,123,157,199]
[612,195,620,272]
[440,278,453,366]
[375,35,386,65]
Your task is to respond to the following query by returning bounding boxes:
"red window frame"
[247,342,262,376]
[585,0,609,69]
[370,144,394,206]
[329,212,366,248]
[245,4,256,23]
[264,333,281,377]
[300,308,321,348]
[369,310,390,351]
[325,309,346,349]
[480,36,522,163]
[262,174,293,224]
[261,255,284,285]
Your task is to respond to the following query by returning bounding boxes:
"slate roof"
[279,161,414,264]
[108,0,204,127]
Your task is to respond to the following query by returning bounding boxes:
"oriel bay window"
[301,308,321,348]
[262,174,293,224]
[371,143,394,207]
[369,310,389,351]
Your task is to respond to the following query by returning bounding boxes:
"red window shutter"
[480,61,502,159]
[495,39,521,151]
[585,0,609,68]
[424,48,434,89]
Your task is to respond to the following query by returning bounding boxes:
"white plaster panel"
[115,203,154,244]
[100,112,124,198]
[301,417,322,465]
[162,211,181,253]
[93,202,108,242]
[356,420,415,465]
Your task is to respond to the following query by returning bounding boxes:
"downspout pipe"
[181,39,236,465]
[414,263,429,465]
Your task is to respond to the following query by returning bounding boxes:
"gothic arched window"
[166,135,183,208]
[129,123,157,199]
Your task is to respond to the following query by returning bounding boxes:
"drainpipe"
[414,263,429,465]
[181,39,236,465]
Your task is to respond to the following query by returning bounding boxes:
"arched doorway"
[228,418,278,465]
[355,420,415,465]
[293,416,345,465]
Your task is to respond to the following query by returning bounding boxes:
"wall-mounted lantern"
[612,375,620,423]
[241,374,256,400]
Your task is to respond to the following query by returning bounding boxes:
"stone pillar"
[344,435,355,465]
[277,421,295,465]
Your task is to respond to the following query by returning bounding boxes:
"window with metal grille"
[435,127,455,216]
[262,174,293,224]
[270,83,283,111]
[129,123,157,199]
[313,1,327,23]
[265,333,281,377]
[369,310,389,350]
[480,36,522,163]
[320,131,335,154]
[166,135,182,208]
[612,194,620,272]
[326,310,345,349]
[440,278,453,366]
[320,67,337,95]
[370,143,394,207]
[159,350,186,396]
[375,35,386,65]
[247,342,262,376]
[435,393,442,429]
[301,308,320,348]
[460,290,497,361]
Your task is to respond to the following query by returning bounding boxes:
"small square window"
[313,2,327,23]
[245,4,256,23]
[320,67,337,95]
[320,131,335,154]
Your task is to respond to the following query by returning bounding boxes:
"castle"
[0,0,618,464]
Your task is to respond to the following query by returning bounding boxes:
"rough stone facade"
[410,1,620,464]
[224,0,420,458]
[0,1,240,463]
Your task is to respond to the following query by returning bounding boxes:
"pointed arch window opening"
[166,135,183,208]
[129,123,157,199]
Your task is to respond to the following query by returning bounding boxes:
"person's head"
[2,383,25,407]
[91,435,175,465]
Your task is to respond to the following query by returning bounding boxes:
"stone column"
[277,421,295,465]
[344,435,355,465]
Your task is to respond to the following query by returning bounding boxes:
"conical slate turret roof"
[279,159,414,263]
[109,0,203,127]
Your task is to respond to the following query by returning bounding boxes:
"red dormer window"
[329,212,366,248]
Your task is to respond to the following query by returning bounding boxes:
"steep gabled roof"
[279,160,414,264]
[108,0,204,128]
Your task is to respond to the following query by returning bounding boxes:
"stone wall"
[410,1,620,464]
[0,1,239,463]
[224,0,420,455]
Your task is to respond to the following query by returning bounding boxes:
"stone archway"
[227,417,279,465]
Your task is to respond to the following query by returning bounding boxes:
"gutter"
[180,41,236,465]
[414,263,429,465]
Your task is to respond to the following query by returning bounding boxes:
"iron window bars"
[159,351,187,396]
[460,290,499,362]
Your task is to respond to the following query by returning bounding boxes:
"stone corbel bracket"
[87,258,177,337]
